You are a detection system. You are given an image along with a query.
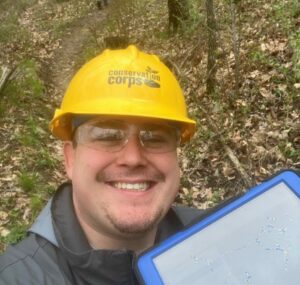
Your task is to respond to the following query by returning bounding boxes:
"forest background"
[0,0,299,252]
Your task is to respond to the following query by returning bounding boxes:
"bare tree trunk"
[168,0,189,33]
[206,0,217,95]
[230,0,241,97]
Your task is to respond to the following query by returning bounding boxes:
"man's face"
[64,117,181,240]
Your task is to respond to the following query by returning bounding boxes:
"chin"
[109,208,164,235]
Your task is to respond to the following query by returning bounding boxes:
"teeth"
[113,182,149,191]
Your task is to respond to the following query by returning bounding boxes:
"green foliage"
[290,31,300,81]
[103,18,118,34]
[0,206,29,247]
[30,195,44,217]
[0,0,37,14]
[80,45,102,65]
[272,0,300,33]
[4,59,44,108]
[250,50,282,71]
[18,171,39,192]
[0,15,23,43]
[279,141,299,160]
[250,50,294,84]
[36,148,58,170]
[210,189,223,205]
[15,116,44,147]
[0,0,37,44]
[183,190,194,205]
[270,1,300,82]
[105,0,139,35]
[155,31,170,40]
[0,223,28,246]
[0,23,30,46]
[51,21,73,38]
[19,59,44,98]
[180,0,205,36]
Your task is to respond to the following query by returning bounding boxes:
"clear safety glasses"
[74,118,181,153]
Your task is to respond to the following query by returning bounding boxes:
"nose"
[115,135,148,167]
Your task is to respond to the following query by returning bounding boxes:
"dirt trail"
[43,4,111,180]
[0,3,111,246]
[48,9,108,100]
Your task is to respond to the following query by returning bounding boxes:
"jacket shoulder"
[172,204,206,226]
[0,234,68,285]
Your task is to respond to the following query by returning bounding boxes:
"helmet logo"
[145,66,159,74]
[108,66,160,88]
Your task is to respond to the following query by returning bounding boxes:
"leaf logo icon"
[146,66,159,74]
[144,79,160,88]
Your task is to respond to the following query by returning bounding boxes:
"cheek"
[72,149,110,179]
[169,153,180,172]
[166,156,181,198]
[157,153,180,184]
[169,164,181,192]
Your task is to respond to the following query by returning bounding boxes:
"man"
[0,45,203,284]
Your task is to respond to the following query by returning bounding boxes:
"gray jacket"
[0,183,204,285]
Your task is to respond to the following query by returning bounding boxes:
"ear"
[63,141,75,180]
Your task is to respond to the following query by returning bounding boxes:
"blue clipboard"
[135,170,300,285]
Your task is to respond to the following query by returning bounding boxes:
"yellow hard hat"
[49,45,196,142]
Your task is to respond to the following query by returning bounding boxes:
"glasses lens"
[75,120,179,153]
[76,120,126,151]
[139,125,179,153]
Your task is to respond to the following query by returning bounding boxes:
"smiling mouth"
[110,182,151,192]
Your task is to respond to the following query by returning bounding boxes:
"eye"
[90,128,124,143]
[140,130,170,146]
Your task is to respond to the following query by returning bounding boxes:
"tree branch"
[0,66,15,95]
